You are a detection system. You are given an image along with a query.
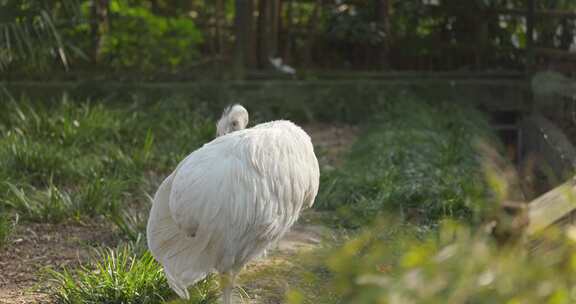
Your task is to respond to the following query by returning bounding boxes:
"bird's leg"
[221,271,237,304]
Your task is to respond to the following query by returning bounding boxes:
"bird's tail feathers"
[147,173,214,299]
[166,271,190,299]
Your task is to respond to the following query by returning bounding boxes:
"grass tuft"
[0,212,16,247]
[4,181,75,223]
[48,242,220,304]
[49,245,172,304]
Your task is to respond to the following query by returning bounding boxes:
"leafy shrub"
[103,0,203,70]
[316,94,496,227]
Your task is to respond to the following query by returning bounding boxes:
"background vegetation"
[2,0,576,78]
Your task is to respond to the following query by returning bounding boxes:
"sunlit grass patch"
[48,243,220,304]
[49,245,172,304]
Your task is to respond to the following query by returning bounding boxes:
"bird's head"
[216,104,249,137]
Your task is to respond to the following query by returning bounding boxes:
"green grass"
[316,94,498,228]
[0,98,215,231]
[48,241,220,304]
[0,211,15,247]
[4,181,76,223]
[49,244,170,304]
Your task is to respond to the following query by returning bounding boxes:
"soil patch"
[304,123,359,167]
[0,222,117,303]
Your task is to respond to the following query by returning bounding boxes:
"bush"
[103,0,203,71]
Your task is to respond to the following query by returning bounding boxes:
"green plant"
[49,242,220,304]
[292,220,576,304]
[103,0,203,70]
[3,181,75,223]
[0,212,16,247]
[49,245,172,304]
[0,0,80,70]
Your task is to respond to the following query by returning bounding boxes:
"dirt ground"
[304,123,359,167]
[0,222,117,304]
[0,124,359,304]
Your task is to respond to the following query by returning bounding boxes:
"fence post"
[525,0,536,112]
[526,0,536,72]
[233,0,253,80]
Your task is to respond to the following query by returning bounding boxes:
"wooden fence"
[199,0,576,76]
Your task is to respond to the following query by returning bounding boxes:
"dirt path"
[0,124,358,304]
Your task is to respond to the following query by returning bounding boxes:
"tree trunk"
[257,0,269,68]
[233,0,253,79]
[269,0,280,58]
[215,0,225,55]
[281,0,294,63]
[304,0,321,67]
[90,0,109,64]
[375,0,391,68]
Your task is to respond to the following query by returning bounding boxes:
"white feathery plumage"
[146,104,320,303]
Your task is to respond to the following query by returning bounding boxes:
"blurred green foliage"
[289,220,576,304]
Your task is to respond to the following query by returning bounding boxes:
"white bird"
[269,57,296,75]
[146,104,320,304]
